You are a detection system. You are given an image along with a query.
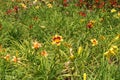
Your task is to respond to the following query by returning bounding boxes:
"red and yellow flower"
[90,38,98,46]
[52,35,63,46]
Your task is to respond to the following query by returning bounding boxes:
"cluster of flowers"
[63,0,119,8]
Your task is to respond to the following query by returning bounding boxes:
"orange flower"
[4,54,10,61]
[12,56,20,63]
[90,38,98,46]
[32,40,42,49]
[41,50,48,57]
[52,35,63,46]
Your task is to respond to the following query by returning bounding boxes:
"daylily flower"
[12,56,20,63]
[21,3,27,9]
[87,20,95,29]
[52,35,63,46]
[90,38,98,46]
[4,54,10,61]
[13,6,19,13]
[41,50,48,57]
[32,40,42,49]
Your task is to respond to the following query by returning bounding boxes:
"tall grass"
[0,0,120,80]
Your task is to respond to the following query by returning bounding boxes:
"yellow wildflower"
[109,45,118,55]
[47,3,53,8]
[90,38,98,46]
[111,8,116,13]
[104,45,118,58]
[21,3,27,9]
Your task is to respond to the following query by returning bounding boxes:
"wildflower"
[90,38,98,46]
[13,6,19,13]
[110,0,117,7]
[104,45,118,58]
[95,0,99,3]
[21,3,27,9]
[87,20,95,29]
[6,9,13,15]
[41,50,48,57]
[4,54,10,61]
[111,8,116,13]
[98,1,105,8]
[63,0,69,7]
[11,56,20,63]
[33,0,37,5]
[78,46,83,55]
[79,11,86,17]
[47,3,53,8]
[52,35,63,46]
[32,40,42,49]
[109,45,118,55]
[83,73,87,80]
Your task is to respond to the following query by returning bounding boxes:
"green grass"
[0,0,120,80]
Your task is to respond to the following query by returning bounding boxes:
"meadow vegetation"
[0,0,120,80]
